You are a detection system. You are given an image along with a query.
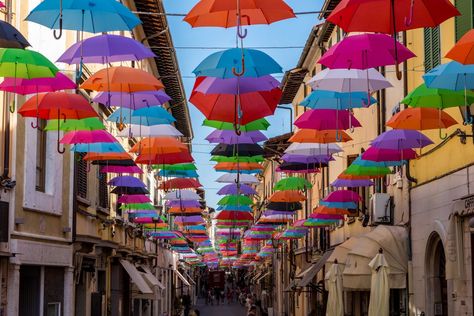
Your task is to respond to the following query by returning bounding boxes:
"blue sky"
[162,0,324,208]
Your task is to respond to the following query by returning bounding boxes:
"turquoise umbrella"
[301,90,377,109]
[108,107,176,126]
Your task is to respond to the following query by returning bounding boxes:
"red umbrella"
[135,152,194,165]
[190,77,281,125]
[215,211,253,221]
[160,178,202,190]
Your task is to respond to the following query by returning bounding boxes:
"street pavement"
[193,299,247,316]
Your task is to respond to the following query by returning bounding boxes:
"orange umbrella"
[83,152,132,161]
[214,162,263,171]
[446,29,474,64]
[168,207,203,215]
[184,0,295,28]
[143,223,168,229]
[313,205,352,216]
[339,172,383,180]
[386,108,457,130]
[80,66,164,92]
[289,129,352,143]
[130,137,187,155]
[268,190,306,202]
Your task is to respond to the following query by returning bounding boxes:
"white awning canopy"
[139,265,166,290]
[183,271,196,285]
[298,250,333,288]
[174,269,191,287]
[120,260,153,294]
[256,272,270,284]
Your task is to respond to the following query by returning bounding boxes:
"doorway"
[426,233,448,316]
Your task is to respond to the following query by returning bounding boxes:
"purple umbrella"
[100,165,144,174]
[362,147,418,162]
[294,109,362,130]
[281,154,334,164]
[263,210,294,216]
[0,72,76,95]
[166,200,202,208]
[206,130,267,144]
[195,75,280,94]
[57,34,156,64]
[331,178,374,188]
[217,183,257,195]
[371,130,433,150]
[108,176,146,187]
[93,90,171,109]
[175,215,205,225]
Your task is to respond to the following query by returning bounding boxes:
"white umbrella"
[285,143,342,155]
[325,261,344,316]
[307,68,392,92]
[117,124,183,137]
[368,249,390,316]
[216,173,259,184]
[164,190,201,201]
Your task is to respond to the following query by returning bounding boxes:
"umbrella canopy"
[281,154,333,164]
[26,0,141,33]
[118,195,151,204]
[93,90,171,108]
[167,200,202,208]
[446,29,474,64]
[193,48,282,78]
[204,118,270,131]
[324,190,361,203]
[217,183,257,195]
[214,162,263,171]
[84,152,132,161]
[268,190,306,202]
[156,163,197,171]
[158,170,199,178]
[130,138,187,155]
[294,109,362,131]
[60,130,116,144]
[111,187,149,195]
[327,0,459,34]
[100,165,143,174]
[274,177,312,191]
[45,118,105,131]
[423,61,474,91]
[195,75,280,94]
[164,190,201,201]
[135,152,194,165]
[277,162,323,172]
[331,178,374,188]
[206,130,267,144]
[289,129,352,143]
[160,178,202,190]
[362,147,417,162]
[401,83,474,109]
[71,142,125,153]
[0,48,59,79]
[216,173,259,184]
[308,68,392,92]
[81,66,164,92]
[184,0,295,28]
[0,20,30,49]
[117,125,183,138]
[215,211,253,221]
[285,143,343,156]
[0,72,75,95]
[318,33,415,69]
[108,176,145,188]
[211,143,264,157]
[108,107,176,126]
[218,195,253,206]
[386,108,457,130]
[211,155,264,163]
[371,130,433,150]
[368,251,390,316]
[301,90,376,110]
[325,263,344,316]
[345,164,392,177]
[58,34,155,64]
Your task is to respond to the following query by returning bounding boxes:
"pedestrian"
[226,287,233,304]
[247,305,257,316]
[214,287,220,305]
[260,290,269,316]
[245,294,253,311]
[182,292,191,316]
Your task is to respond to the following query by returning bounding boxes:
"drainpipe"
[276,106,293,133]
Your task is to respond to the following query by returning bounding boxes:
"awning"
[297,250,333,288]
[119,260,153,294]
[183,271,196,285]
[251,271,263,283]
[139,265,166,290]
[256,272,270,284]
[174,269,191,287]
[342,225,408,290]
[283,279,299,292]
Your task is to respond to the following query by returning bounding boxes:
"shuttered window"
[98,173,109,209]
[424,26,441,72]
[77,153,88,199]
[455,0,474,41]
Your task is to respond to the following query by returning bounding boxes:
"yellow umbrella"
[368,249,390,316]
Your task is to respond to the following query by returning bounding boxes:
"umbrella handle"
[31,116,39,129]
[395,63,402,80]
[232,57,246,77]
[404,0,415,26]
[57,140,65,154]
[87,162,91,173]
[9,99,15,113]
[335,130,343,142]
[439,128,448,140]
[53,17,63,40]
[463,106,474,125]
[237,15,250,39]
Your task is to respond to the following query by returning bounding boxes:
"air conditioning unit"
[370,193,392,225]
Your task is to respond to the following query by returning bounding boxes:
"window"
[98,172,109,209]
[47,303,61,316]
[35,119,47,192]
[76,153,88,199]
[455,0,473,41]
[424,26,441,72]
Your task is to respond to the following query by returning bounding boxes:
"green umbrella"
[217,195,253,206]
[44,118,105,131]
[203,118,270,131]
[152,163,197,171]
[344,164,392,177]
[211,155,264,163]
[0,48,59,79]
[120,203,155,210]
[401,83,474,109]
[274,177,312,191]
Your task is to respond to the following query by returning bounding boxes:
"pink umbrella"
[0,72,76,95]
[0,2,5,9]
[324,190,362,203]
[118,195,151,204]
[362,147,417,162]
[309,213,344,220]
[100,165,143,174]
[294,109,361,131]
[60,130,117,144]
[318,34,416,70]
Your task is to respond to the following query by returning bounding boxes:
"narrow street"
[194,299,247,316]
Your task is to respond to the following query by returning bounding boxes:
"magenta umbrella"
[100,165,143,174]
[0,72,76,95]
[60,130,117,144]
[324,190,362,203]
[206,130,267,144]
[294,109,362,131]
[309,213,344,220]
[318,34,416,70]
[195,75,280,94]
[371,129,433,150]
[362,147,417,162]
[118,195,151,204]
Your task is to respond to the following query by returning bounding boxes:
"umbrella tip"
[379,248,383,254]
[334,259,338,264]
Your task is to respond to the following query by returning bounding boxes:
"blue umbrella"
[216,205,252,211]
[193,48,282,79]
[352,156,406,167]
[158,170,200,178]
[423,61,474,124]
[108,107,176,126]
[300,90,377,109]
[71,142,125,153]
[26,0,141,39]
[319,200,358,209]
[215,169,261,174]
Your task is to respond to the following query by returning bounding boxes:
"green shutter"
[424,27,441,72]
[424,28,433,71]
[455,0,474,41]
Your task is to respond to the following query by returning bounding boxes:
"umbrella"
[101,165,143,174]
[184,0,295,28]
[277,162,324,172]
[324,190,361,203]
[167,200,202,208]
[301,90,377,110]
[158,170,199,178]
[268,191,306,203]
[118,195,151,204]
[368,250,390,316]
[108,107,176,126]
[331,178,374,188]
[216,173,259,184]
[193,48,282,79]
[71,142,124,153]
[308,68,392,92]
[135,152,194,165]
[318,33,415,70]
[84,152,132,161]
[345,164,392,177]
[26,0,141,38]
[130,138,187,155]
[160,179,202,190]
[371,130,433,149]
[58,34,155,64]
[164,190,201,201]
[211,155,264,163]
[446,29,474,64]
[0,72,75,95]
[285,143,343,156]
[108,176,146,187]
[60,130,117,144]
[217,183,257,195]
[214,162,263,171]
[362,147,417,162]
[80,66,164,92]
[211,143,264,157]
[45,117,104,132]
[206,130,267,144]
[93,90,171,108]
[195,75,280,94]
[294,109,362,132]
[325,263,344,316]
[289,130,352,143]
[111,187,149,195]
[204,118,270,131]
[0,48,59,79]
[386,108,457,131]
[274,177,312,191]
[155,163,197,171]
[401,83,474,109]
[117,125,183,138]
[218,195,253,206]
[0,20,30,49]
[215,211,253,221]
[281,154,333,164]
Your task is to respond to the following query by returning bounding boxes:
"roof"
[263,133,292,158]
[319,0,341,19]
[133,0,193,138]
